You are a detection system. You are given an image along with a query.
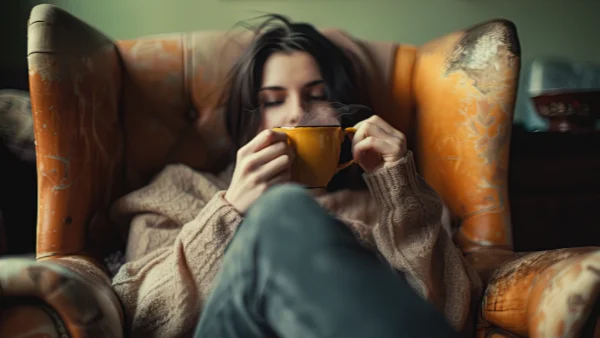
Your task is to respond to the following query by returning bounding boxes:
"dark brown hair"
[223,14,371,190]
[224,14,370,150]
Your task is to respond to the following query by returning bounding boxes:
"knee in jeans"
[245,184,316,231]
[253,184,311,211]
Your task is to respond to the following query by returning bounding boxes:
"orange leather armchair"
[1,4,599,338]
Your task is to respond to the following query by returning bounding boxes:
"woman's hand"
[225,129,294,214]
[351,115,407,174]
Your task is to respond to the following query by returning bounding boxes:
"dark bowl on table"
[531,90,600,133]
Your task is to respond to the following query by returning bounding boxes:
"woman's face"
[258,51,336,131]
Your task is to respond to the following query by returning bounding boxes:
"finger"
[352,136,398,161]
[266,169,292,188]
[244,141,288,172]
[351,120,392,150]
[240,129,288,156]
[283,138,296,163]
[357,115,405,140]
[366,115,396,135]
[253,153,292,183]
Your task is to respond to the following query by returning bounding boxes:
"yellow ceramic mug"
[272,126,357,188]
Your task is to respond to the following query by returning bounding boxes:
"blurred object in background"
[0,90,37,255]
[531,90,600,133]
[515,58,600,132]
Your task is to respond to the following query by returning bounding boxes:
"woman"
[111,15,479,338]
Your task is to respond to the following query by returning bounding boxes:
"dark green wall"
[2,0,600,90]
[0,1,41,89]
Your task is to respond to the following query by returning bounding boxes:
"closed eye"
[309,95,327,101]
[263,100,284,107]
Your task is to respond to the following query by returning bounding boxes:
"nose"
[286,99,305,126]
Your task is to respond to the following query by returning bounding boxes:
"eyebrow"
[259,79,324,92]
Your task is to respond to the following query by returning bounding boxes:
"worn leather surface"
[8,3,597,338]
[0,256,123,337]
[479,248,600,338]
[28,4,123,259]
[0,304,64,338]
[413,20,520,253]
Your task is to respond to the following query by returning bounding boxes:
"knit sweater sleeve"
[111,191,242,338]
[361,151,480,333]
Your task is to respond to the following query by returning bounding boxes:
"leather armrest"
[0,256,123,338]
[0,302,67,338]
[476,247,600,337]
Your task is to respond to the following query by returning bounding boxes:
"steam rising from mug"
[295,103,372,127]
[246,103,372,128]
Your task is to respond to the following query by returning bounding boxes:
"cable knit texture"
[110,151,481,337]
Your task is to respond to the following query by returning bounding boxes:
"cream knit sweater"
[110,152,481,337]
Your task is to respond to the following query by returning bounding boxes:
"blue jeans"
[194,185,459,338]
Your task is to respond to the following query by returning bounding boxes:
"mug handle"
[336,127,357,172]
